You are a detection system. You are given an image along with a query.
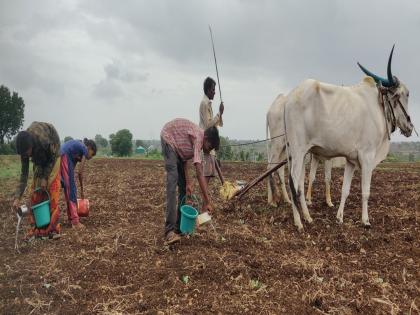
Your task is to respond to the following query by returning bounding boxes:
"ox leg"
[277,166,291,204]
[306,155,319,206]
[361,165,373,227]
[291,196,303,231]
[267,173,280,206]
[336,161,355,224]
[299,166,313,223]
[324,159,334,207]
[289,154,305,231]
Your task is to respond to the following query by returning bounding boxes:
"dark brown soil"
[0,159,419,314]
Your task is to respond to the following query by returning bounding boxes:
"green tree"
[110,129,133,156]
[408,152,414,162]
[0,85,25,144]
[245,151,250,161]
[218,136,233,160]
[64,136,73,142]
[95,134,108,148]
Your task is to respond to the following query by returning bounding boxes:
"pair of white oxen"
[265,46,415,231]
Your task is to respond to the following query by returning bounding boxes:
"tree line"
[1,83,416,161]
[0,85,24,154]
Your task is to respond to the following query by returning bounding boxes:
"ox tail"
[266,113,274,204]
[266,113,270,161]
[289,173,299,208]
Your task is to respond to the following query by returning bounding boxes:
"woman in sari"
[13,121,62,239]
[60,138,97,229]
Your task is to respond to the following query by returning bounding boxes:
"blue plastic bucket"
[31,188,51,228]
[180,204,199,234]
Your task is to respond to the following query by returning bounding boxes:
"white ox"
[266,94,335,207]
[285,47,414,230]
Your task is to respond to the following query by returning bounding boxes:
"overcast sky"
[1,0,419,142]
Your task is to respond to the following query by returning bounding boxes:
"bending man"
[161,118,220,245]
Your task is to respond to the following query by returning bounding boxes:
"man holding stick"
[199,77,224,184]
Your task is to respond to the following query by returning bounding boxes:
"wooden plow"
[234,160,287,199]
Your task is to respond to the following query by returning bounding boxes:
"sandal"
[164,231,181,245]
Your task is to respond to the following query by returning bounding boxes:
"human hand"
[12,199,20,212]
[202,202,214,214]
[40,178,48,191]
[219,102,224,115]
[186,182,193,196]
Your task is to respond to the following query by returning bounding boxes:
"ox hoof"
[327,202,334,208]
[304,216,313,224]
[362,222,371,229]
[306,200,312,206]
[336,216,343,224]
[295,222,304,232]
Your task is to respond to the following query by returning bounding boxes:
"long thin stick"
[215,160,224,185]
[209,25,223,102]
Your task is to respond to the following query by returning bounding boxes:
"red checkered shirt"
[161,118,204,164]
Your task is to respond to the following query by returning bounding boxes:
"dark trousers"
[161,138,186,236]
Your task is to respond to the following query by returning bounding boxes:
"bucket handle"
[33,187,50,201]
[180,194,201,209]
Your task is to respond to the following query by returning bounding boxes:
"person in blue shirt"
[60,138,96,229]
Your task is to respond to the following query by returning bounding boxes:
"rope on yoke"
[219,133,285,148]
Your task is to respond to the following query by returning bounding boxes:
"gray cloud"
[93,60,149,99]
[103,60,149,83]
[93,78,123,100]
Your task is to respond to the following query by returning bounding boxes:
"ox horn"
[357,45,398,88]
[387,44,396,86]
[357,62,391,87]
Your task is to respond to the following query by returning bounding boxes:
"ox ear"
[362,76,376,87]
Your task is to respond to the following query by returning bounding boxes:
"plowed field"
[1,158,419,314]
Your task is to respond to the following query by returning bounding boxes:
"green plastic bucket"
[180,205,199,234]
[31,188,51,228]
[179,195,200,234]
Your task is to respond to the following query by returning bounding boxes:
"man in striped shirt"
[160,118,220,245]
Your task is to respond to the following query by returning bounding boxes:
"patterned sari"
[26,157,61,238]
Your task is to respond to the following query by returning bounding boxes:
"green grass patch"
[95,154,163,161]
[0,155,22,180]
